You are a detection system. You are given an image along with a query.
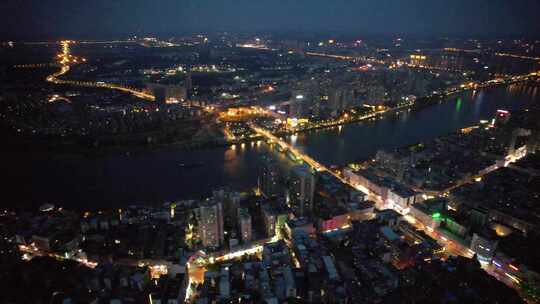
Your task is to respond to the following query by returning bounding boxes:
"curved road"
[46,40,155,101]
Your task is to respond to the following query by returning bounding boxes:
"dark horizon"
[2,0,540,40]
[4,30,540,44]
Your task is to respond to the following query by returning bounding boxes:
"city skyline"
[2,0,540,40]
[1,2,540,303]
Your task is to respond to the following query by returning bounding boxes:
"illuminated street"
[2,2,540,303]
[46,40,155,101]
[18,243,98,269]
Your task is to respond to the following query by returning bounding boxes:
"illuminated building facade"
[328,86,353,117]
[259,157,282,198]
[318,213,349,233]
[147,83,187,104]
[238,208,252,243]
[470,232,498,262]
[195,200,224,249]
[410,54,427,66]
[287,164,315,217]
[495,109,511,125]
[262,202,290,238]
[289,94,306,118]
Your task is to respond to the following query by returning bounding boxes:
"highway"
[304,51,385,65]
[304,50,540,78]
[46,40,155,101]
[23,40,137,46]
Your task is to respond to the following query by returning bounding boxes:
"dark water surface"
[2,84,538,210]
[287,83,539,165]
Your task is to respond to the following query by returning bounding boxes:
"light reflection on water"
[286,84,539,166]
[2,84,539,209]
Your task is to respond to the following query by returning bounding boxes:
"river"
[1,83,538,210]
[286,83,539,165]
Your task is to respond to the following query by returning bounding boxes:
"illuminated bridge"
[248,123,364,191]
[248,123,326,172]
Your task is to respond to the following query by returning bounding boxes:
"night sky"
[1,0,540,39]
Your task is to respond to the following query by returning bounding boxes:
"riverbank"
[272,78,537,137]
[284,81,540,168]
[4,77,537,160]
[2,83,538,210]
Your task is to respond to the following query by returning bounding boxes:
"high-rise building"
[238,208,252,243]
[185,69,193,100]
[166,85,187,103]
[195,199,224,249]
[152,85,167,104]
[495,109,511,126]
[470,232,498,262]
[259,157,282,198]
[289,94,305,118]
[213,189,242,219]
[439,51,466,71]
[262,199,290,238]
[409,54,427,66]
[287,165,316,217]
[146,83,186,104]
[262,204,277,238]
[328,87,352,116]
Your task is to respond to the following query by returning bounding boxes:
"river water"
[2,83,538,210]
[287,83,539,165]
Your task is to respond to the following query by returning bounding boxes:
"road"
[185,237,274,302]
[248,105,537,299]
[18,243,98,269]
[46,40,155,101]
[304,51,385,65]
[40,40,539,302]
[304,50,540,80]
